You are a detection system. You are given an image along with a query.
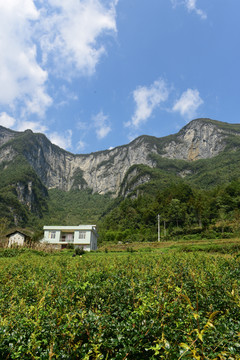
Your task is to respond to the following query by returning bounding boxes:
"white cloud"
[172,88,203,119]
[171,0,207,19]
[0,0,118,124]
[54,85,78,108]
[49,130,72,150]
[96,126,111,139]
[93,111,111,139]
[0,112,16,128]
[0,1,52,116]
[77,121,89,131]
[129,79,169,128]
[77,140,86,152]
[185,0,207,19]
[17,120,48,133]
[39,0,118,78]
[76,111,111,149]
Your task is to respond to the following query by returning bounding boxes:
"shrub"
[66,243,74,249]
[1,251,240,358]
[126,247,136,253]
[75,247,85,255]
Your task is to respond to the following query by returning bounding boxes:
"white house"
[7,231,29,247]
[41,225,98,251]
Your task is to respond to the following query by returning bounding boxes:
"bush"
[1,251,240,358]
[0,248,24,257]
[201,230,218,239]
[66,243,74,249]
[126,247,136,253]
[139,247,153,253]
[75,247,85,255]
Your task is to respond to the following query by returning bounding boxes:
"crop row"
[0,250,240,359]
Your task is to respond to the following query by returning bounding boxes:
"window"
[79,231,86,239]
[48,231,56,239]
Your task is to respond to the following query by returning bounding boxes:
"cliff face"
[0,126,18,147]
[0,118,240,198]
[73,137,158,194]
[15,180,48,215]
[22,134,158,194]
[161,119,230,161]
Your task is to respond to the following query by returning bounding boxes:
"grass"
[98,237,240,254]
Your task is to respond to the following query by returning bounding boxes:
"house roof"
[43,225,97,231]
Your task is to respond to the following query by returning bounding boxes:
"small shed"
[7,231,29,247]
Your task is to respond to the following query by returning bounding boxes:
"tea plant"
[0,251,240,359]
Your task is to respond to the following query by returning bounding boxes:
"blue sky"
[0,0,239,153]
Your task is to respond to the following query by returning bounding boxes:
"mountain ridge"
[1,117,240,227]
[1,118,240,196]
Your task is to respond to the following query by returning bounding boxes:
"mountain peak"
[0,118,240,195]
[160,118,240,161]
[183,118,240,133]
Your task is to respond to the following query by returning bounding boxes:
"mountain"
[1,118,240,227]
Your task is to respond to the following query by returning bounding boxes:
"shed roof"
[6,230,29,238]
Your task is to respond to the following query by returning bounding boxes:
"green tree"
[0,217,10,237]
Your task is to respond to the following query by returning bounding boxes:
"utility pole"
[158,214,160,242]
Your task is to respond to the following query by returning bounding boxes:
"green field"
[0,246,240,359]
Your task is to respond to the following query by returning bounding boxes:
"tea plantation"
[0,249,240,359]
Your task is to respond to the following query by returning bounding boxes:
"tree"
[0,217,10,237]
[168,199,183,228]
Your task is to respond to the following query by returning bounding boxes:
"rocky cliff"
[161,119,237,161]
[0,126,18,147]
[1,118,240,199]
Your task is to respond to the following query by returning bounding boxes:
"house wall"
[90,232,98,250]
[8,233,25,247]
[74,230,91,245]
[43,230,61,244]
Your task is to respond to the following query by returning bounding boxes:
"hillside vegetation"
[41,189,114,226]
[98,179,240,243]
[0,155,48,228]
